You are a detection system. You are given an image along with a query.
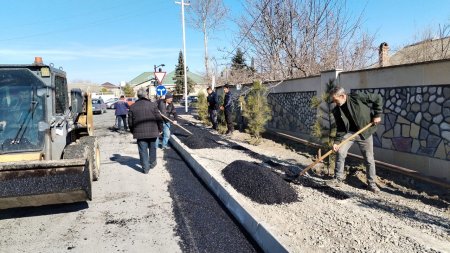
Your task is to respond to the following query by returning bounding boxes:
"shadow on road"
[110,154,142,173]
[0,202,89,220]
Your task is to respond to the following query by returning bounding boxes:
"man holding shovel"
[156,93,177,149]
[328,86,383,193]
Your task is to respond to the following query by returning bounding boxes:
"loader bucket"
[0,158,92,209]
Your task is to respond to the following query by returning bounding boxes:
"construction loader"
[0,57,100,209]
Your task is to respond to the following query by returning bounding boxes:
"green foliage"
[231,48,247,70]
[216,93,228,134]
[123,83,135,97]
[242,80,272,145]
[100,87,108,93]
[196,91,210,125]
[173,50,196,94]
[310,79,337,174]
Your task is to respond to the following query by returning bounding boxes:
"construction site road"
[0,109,260,253]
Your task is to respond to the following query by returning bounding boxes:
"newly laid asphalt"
[163,148,261,252]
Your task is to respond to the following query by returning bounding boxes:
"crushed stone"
[222,160,298,205]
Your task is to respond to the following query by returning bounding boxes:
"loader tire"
[63,144,93,200]
[79,136,100,181]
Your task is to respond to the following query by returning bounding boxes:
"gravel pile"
[222,160,298,205]
[264,160,350,200]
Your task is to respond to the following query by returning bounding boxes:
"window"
[55,76,68,114]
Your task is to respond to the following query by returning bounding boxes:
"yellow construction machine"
[0,57,100,209]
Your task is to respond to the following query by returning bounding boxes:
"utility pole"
[175,0,190,112]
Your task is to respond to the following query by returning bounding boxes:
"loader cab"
[0,68,47,154]
[0,58,70,159]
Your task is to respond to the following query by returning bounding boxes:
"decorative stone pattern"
[353,85,450,161]
[267,91,317,134]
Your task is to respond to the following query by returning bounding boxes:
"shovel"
[296,123,374,178]
[159,112,193,135]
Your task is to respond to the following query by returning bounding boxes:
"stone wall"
[267,91,317,134]
[353,85,450,161]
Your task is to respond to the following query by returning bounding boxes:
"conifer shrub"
[242,80,271,145]
[196,91,210,125]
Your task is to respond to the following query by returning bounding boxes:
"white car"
[105,98,119,109]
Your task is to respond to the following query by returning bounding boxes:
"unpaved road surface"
[178,113,450,253]
[0,109,259,253]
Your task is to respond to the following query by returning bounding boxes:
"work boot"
[326,178,344,187]
[367,184,380,194]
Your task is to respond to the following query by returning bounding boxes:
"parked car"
[180,96,198,106]
[92,98,107,114]
[126,97,138,106]
[105,98,119,109]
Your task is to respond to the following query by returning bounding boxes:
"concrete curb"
[170,135,289,253]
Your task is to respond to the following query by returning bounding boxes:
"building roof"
[129,72,153,86]
[164,70,205,85]
[375,36,450,68]
[100,82,118,88]
[129,70,205,87]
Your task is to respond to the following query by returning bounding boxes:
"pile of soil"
[222,160,298,205]
[172,122,223,149]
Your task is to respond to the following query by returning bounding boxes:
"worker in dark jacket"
[206,86,219,130]
[219,84,233,135]
[328,86,383,193]
[156,93,177,149]
[115,95,129,132]
[128,89,163,174]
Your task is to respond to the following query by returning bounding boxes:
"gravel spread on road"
[177,114,450,253]
[222,160,298,204]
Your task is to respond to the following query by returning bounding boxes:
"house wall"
[253,60,450,182]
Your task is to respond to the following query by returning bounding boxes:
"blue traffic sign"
[156,85,167,96]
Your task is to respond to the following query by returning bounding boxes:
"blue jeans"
[137,138,157,173]
[116,115,127,130]
[335,133,377,186]
[155,122,171,148]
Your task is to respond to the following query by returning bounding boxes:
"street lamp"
[154,64,165,73]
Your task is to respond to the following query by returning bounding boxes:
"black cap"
[165,93,173,99]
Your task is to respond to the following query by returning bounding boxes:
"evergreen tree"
[231,48,247,70]
[242,80,271,145]
[196,91,210,125]
[310,80,337,175]
[173,50,196,95]
[123,83,135,97]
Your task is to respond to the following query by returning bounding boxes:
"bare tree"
[396,23,450,64]
[187,0,228,82]
[237,0,375,80]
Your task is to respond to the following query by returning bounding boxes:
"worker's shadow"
[110,154,142,173]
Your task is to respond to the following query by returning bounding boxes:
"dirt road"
[0,111,181,252]
[0,110,259,253]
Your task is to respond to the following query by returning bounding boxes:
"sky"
[0,0,449,84]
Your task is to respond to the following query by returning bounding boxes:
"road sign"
[154,72,166,84]
[156,85,167,96]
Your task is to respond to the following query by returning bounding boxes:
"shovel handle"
[159,113,193,135]
[298,123,374,176]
